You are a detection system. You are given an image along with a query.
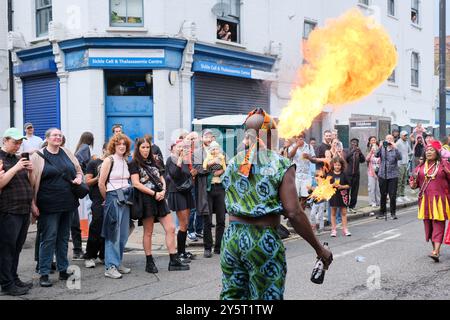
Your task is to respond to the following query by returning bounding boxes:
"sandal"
[428,251,440,263]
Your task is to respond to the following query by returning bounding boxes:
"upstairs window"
[387,0,396,17]
[36,0,52,37]
[303,20,317,40]
[215,0,240,43]
[411,52,420,87]
[388,69,396,83]
[359,0,370,6]
[411,0,420,25]
[110,0,144,27]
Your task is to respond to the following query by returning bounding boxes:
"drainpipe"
[8,0,14,127]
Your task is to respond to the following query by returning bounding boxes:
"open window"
[213,0,240,43]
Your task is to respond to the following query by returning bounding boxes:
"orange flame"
[309,176,337,203]
[278,9,398,138]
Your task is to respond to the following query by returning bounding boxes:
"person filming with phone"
[0,128,34,296]
[375,134,402,220]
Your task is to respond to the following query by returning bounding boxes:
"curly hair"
[107,133,131,157]
[330,156,347,172]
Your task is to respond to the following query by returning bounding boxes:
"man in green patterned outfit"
[220,108,333,300]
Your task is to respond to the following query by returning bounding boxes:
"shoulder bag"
[37,151,89,199]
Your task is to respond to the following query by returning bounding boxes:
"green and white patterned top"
[222,149,294,218]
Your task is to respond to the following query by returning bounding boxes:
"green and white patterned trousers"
[220,222,287,300]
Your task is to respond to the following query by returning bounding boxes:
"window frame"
[35,0,52,37]
[387,0,396,17]
[109,0,144,28]
[387,69,396,83]
[303,20,317,40]
[411,52,420,88]
[358,0,370,7]
[411,0,420,25]
[216,0,241,43]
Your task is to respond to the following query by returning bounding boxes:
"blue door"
[105,72,154,147]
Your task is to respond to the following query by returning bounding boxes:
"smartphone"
[21,152,30,161]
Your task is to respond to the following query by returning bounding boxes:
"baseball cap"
[400,130,408,136]
[3,127,27,140]
[24,122,33,130]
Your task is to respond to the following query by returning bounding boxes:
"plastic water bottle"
[310,242,329,284]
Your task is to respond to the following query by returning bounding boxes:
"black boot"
[169,254,190,271]
[145,255,158,274]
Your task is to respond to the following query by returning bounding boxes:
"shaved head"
[245,114,265,131]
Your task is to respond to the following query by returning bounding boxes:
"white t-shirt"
[288,143,316,178]
[19,135,44,153]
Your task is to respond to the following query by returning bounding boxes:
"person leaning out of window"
[98,133,133,280]
[30,128,83,288]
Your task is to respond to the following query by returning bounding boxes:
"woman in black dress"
[166,139,196,263]
[327,157,351,237]
[130,137,189,272]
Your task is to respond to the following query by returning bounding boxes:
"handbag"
[175,177,194,193]
[129,188,144,220]
[37,151,89,199]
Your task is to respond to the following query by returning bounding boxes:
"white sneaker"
[371,203,378,208]
[84,259,96,268]
[118,265,131,274]
[105,266,122,279]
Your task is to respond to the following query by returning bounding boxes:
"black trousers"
[71,209,82,253]
[379,177,398,215]
[348,174,360,209]
[0,213,30,290]
[84,203,105,260]
[204,184,226,252]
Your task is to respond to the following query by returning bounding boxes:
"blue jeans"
[327,204,342,224]
[38,212,71,276]
[188,188,203,234]
[104,191,130,269]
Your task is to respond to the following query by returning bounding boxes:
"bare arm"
[279,166,333,268]
[85,173,98,187]
[131,174,156,197]
[98,157,112,200]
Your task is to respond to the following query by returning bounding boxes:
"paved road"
[2,205,449,300]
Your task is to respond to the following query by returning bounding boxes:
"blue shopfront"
[59,37,186,144]
[13,45,61,139]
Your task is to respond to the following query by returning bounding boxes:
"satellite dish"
[211,2,231,17]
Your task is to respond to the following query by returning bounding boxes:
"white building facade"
[0,0,9,132]
[5,0,436,156]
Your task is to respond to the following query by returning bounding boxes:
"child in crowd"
[307,169,326,235]
[413,123,426,139]
[203,141,226,191]
[327,157,351,237]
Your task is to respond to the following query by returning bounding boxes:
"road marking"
[372,228,400,238]
[333,233,402,259]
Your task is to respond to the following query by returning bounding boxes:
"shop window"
[110,0,144,27]
[215,0,240,43]
[303,20,317,40]
[411,52,420,87]
[387,0,395,17]
[36,0,52,37]
[411,0,419,25]
[106,73,152,96]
